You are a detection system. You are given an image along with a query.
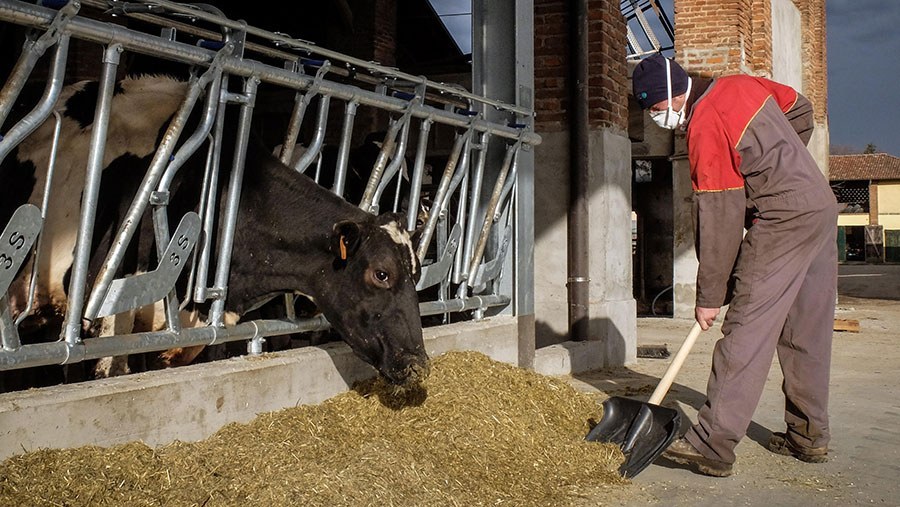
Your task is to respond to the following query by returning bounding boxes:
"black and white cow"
[1,75,430,387]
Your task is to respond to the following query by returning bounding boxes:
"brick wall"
[675,0,766,77]
[797,0,828,123]
[675,0,827,121]
[533,0,628,133]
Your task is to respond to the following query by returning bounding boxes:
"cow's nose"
[385,353,430,386]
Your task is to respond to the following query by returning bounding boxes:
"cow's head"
[319,212,429,387]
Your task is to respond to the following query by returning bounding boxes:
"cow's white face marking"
[380,222,417,275]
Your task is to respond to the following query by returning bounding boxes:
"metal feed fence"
[0,0,540,373]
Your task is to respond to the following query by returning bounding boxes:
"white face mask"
[650,58,692,130]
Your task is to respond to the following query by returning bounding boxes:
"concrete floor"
[564,263,900,506]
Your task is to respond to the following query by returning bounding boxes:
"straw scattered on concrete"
[0,351,625,506]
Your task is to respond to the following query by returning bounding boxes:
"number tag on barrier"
[96,212,200,318]
[0,204,42,296]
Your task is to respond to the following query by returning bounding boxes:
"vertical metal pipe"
[16,111,63,326]
[194,76,230,303]
[462,131,490,273]
[63,43,122,345]
[0,295,21,351]
[452,157,470,284]
[461,142,520,298]
[332,100,358,196]
[405,118,432,231]
[278,88,308,165]
[208,76,259,326]
[568,0,590,341]
[415,130,471,261]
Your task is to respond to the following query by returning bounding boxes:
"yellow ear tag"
[339,235,347,260]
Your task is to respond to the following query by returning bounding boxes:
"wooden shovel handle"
[647,321,704,405]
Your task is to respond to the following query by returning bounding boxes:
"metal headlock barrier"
[0,0,540,372]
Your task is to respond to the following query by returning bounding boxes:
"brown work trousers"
[685,192,839,464]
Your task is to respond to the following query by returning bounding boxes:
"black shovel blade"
[585,396,681,478]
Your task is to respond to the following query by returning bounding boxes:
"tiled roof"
[829,153,900,181]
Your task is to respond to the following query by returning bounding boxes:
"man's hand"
[695,306,720,330]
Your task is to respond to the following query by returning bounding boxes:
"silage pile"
[0,351,625,506]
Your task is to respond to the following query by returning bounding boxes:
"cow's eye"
[367,267,393,289]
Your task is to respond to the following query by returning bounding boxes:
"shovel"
[586,322,703,477]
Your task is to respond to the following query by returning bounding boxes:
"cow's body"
[3,75,188,322]
[1,75,429,387]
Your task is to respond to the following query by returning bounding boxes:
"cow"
[1,75,430,388]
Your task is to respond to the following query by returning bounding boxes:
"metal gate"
[0,0,540,375]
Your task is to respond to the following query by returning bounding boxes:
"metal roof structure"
[621,0,675,60]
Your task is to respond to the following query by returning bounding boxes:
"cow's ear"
[375,211,405,228]
[410,223,424,252]
[332,220,362,262]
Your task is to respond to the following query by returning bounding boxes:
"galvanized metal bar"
[208,76,260,327]
[0,315,329,370]
[359,115,402,212]
[496,155,519,221]
[462,131,490,278]
[459,141,521,298]
[62,43,123,346]
[415,128,472,261]
[332,99,358,197]
[0,33,69,165]
[405,118,432,231]
[157,57,226,194]
[193,75,230,303]
[278,61,329,166]
[632,0,661,51]
[0,289,509,370]
[126,0,533,117]
[445,135,474,284]
[372,114,412,212]
[83,63,219,322]
[0,0,540,145]
[152,70,224,315]
[15,111,62,326]
[0,296,21,351]
[292,94,331,174]
[0,0,78,128]
[451,145,471,284]
[80,0,469,112]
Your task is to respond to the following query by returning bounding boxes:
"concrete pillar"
[672,137,698,320]
[587,129,637,367]
[533,128,637,369]
[533,131,571,347]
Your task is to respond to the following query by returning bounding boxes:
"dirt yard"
[566,263,900,506]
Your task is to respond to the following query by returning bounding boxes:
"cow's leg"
[92,310,136,378]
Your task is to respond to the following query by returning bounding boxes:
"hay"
[0,351,625,506]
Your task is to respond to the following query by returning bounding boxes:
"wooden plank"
[834,319,860,333]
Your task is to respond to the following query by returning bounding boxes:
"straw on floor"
[0,350,625,506]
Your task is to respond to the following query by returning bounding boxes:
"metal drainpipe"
[568,0,590,341]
